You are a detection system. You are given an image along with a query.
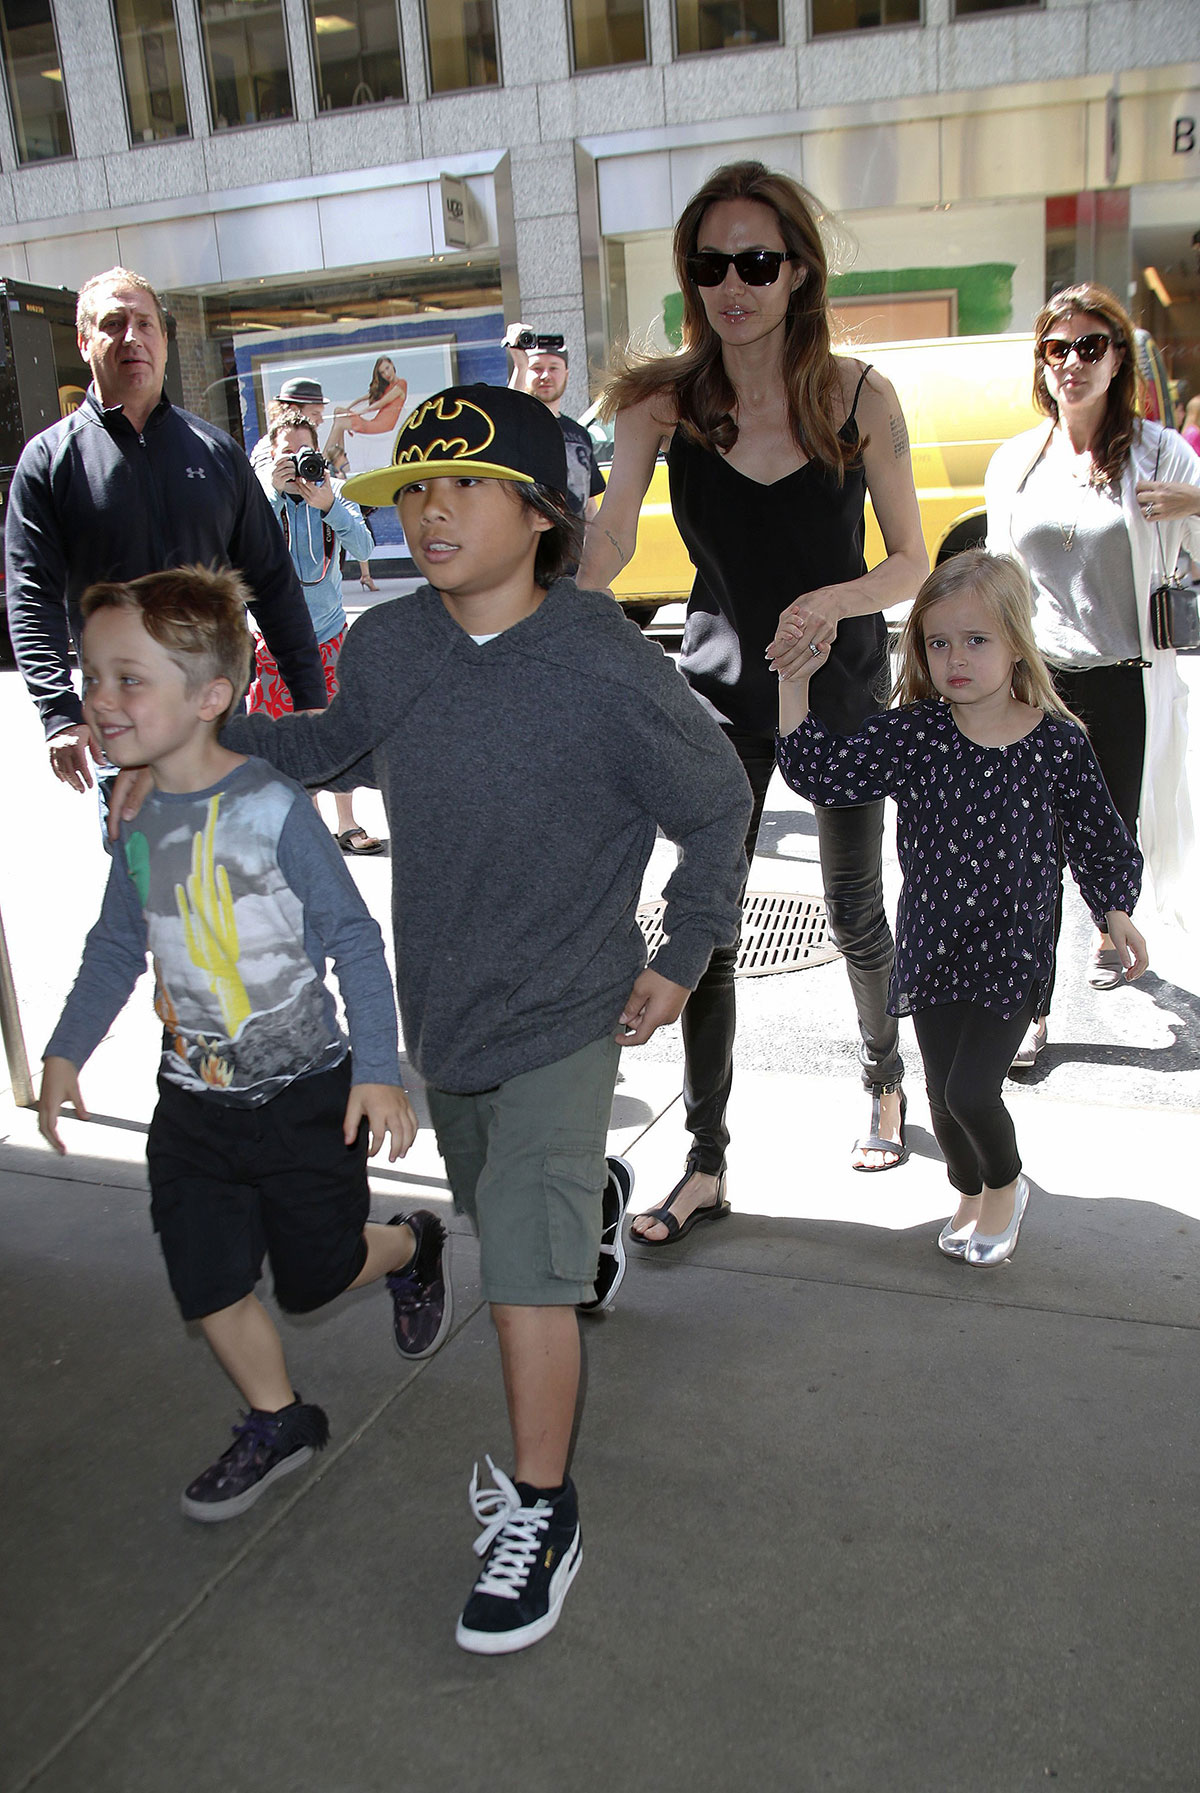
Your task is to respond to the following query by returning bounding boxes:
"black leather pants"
[680,729,903,1175]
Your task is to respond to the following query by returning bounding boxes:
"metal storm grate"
[637,891,840,978]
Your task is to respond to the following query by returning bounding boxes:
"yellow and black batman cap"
[341,384,569,509]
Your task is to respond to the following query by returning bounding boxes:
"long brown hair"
[892,551,1080,725]
[367,356,397,404]
[1032,284,1142,489]
[601,161,856,478]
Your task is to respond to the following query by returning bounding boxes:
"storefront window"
[0,0,72,162]
[176,265,503,569]
[308,0,404,111]
[810,0,919,34]
[422,0,499,94]
[196,0,294,130]
[674,0,779,55]
[570,0,647,72]
[112,0,189,143]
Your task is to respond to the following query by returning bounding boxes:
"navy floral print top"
[776,701,1143,1020]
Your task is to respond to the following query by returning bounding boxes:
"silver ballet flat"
[937,1214,976,1260]
[965,1175,1030,1268]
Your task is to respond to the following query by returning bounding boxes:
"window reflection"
[112,0,189,143]
[196,0,294,130]
[422,0,499,93]
[309,0,405,112]
[0,0,72,162]
[675,0,780,55]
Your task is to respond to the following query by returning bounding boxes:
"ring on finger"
[809,641,822,658]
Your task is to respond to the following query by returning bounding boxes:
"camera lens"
[516,330,538,350]
[295,448,326,482]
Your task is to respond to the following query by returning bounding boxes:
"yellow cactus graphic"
[176,796,251,1038]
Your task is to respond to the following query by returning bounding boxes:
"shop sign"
[440,174,484,249]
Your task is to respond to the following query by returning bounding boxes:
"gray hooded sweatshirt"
[224,579,752,1094]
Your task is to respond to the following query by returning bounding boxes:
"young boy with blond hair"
[40,565,449,1522]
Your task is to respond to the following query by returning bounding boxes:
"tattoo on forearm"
[603,526,625,560]
[889,413,909,459]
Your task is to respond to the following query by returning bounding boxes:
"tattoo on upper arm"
[889,413,909,459]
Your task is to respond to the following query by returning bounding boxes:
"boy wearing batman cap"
[114,383,750,1655]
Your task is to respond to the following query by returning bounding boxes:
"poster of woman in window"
[321,355,409,475]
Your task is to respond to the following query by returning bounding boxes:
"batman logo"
[395,395,496,465]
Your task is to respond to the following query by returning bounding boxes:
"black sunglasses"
[685,249,795,288]
[1037,332,1115,367]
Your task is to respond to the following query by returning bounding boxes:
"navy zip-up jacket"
[5,389,326,738]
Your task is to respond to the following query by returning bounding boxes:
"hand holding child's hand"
[38,1057,88,1155]
[616,968,689,1046]
[344,1084,418,1161]
[1105,913,1149,983]
[766,602,833,683]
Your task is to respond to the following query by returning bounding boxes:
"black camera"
[516,330,565,352]
[294,447,327,483]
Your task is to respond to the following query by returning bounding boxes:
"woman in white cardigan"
[985,283,1200,1066]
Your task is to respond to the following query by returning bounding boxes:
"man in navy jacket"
[5,266,325,792]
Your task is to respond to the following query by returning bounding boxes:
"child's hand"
[615,968,690,1045]
[38,1057,88,1155]
[766,603,833,683]
[1105,913,1149,982]
[344,1083,418,1161]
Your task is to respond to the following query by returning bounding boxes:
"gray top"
[1011,453,1140,668]
[224,579,752,1094]
[46,758,400,1103]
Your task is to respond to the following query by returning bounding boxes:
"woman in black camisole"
[579,160,927,1241]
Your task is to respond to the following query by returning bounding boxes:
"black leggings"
[1042,663,1145,1014]
[680,728,901,1174]
[912,995,1036,1197]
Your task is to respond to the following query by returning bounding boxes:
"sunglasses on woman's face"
[686,249,795,288]
[1037,332,1114,367]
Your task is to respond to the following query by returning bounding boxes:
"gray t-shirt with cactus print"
[47,757,400,1104]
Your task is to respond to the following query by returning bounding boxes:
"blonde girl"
[771,551,1147,1267]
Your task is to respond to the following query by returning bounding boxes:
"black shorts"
[147,1058,369,1322]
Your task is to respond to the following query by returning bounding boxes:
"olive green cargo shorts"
[426,1035,621,1306]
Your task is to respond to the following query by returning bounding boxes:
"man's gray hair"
[76,268,167,341]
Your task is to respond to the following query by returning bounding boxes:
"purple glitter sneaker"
[181,1400,329,1523]
[386,1210,452,1360]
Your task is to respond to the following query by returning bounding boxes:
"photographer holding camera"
[505,322,604,524]
[256,410,384,855]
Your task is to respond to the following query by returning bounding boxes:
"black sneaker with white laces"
[386,1209,452,1360]
[455,1457,582,1655]
[577,1154,634,1315]
[181,1399,329,1523]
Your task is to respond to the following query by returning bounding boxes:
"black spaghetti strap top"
[668,365,889,738]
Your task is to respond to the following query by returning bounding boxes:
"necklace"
[1056,438,1097,551]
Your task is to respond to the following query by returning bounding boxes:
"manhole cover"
[637,891,840,977]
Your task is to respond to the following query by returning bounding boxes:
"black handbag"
[1150,578,1200,651]
[1147,434,1200,651]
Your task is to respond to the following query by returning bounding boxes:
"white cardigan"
[985,419,1200,927]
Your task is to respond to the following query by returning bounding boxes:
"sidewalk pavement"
[3,1038,1199,1793]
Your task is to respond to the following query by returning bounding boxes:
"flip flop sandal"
[336,827,384,856]
[630,1163,730,1247]
[1088,947,1126,990]
[852,1085,909,1173]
